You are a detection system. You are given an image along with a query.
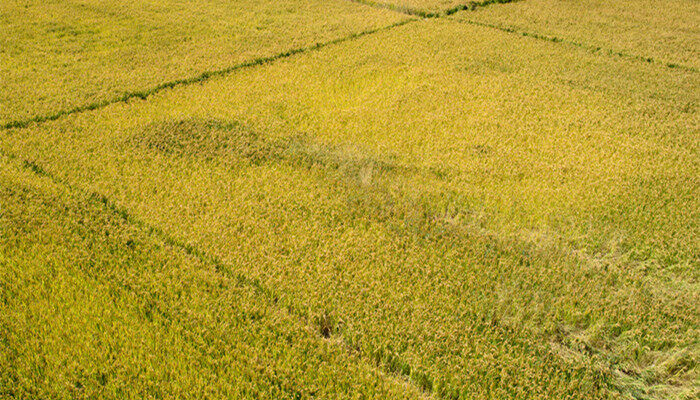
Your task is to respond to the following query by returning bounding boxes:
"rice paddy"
[0,0,405,126]
[463,0,700,70]
[1,1,698,399]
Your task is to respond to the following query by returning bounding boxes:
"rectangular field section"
[0,0,405,125]
[461,0,700,69]
[0,157,422,399]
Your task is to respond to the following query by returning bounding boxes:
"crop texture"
[1,1,698,399]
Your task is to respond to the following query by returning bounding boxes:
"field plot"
[0,0,405,126]
[3,16,698,400]
[350,0,466,15]
[351,0,515,16]
[462,0,700,70]
[0,157,424,399]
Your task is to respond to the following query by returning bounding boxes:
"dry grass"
[3,18,697,399]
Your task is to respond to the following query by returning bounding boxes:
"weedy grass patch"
[0,156,425,399]
[0,0,405,126]
[3,19,698,399]
[461,0,700,70]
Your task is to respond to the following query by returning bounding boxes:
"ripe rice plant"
[3,18,696,399]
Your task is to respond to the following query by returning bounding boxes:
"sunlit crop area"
[1,1,698,399]
[0,0,404,125]
[0,157,423,399]
[464,0,700,69]
[352,0,466,14]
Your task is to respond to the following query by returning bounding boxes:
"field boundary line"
[1,19,416,132]
[0,148,438,400]
[450,17,698,72]
[348,0,518,18]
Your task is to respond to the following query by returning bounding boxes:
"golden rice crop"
[463,0,700,69]
[3,18,697,399]
[351,0,516,16]
[350,0,465,14]
[0,156,424,399]
[0,0,405,125]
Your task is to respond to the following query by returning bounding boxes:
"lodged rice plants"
[0,155,425,399]
[461,0,700,70]
[0,0,405,126]
[3,18,697,400]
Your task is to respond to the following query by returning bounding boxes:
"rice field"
[463,0,700,70]
[1,1,698,399]
[0,0,404,125]
[0,157,423,399]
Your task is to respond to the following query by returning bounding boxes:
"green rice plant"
[3,15,698,400]
[0,0,405,126]
[0,156,423,399]
[461,0,700,70]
